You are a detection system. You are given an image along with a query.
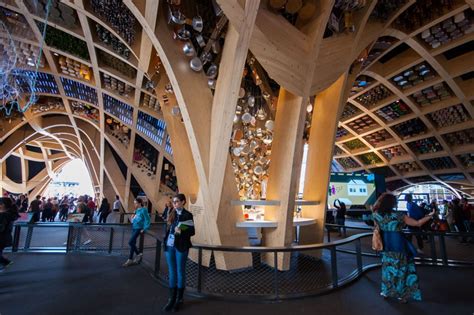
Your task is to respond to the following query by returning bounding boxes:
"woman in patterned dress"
[373,193,434,303]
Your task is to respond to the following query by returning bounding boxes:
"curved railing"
[10,221,474,300]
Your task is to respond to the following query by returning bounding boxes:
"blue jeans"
[128,229,141,259]
[165,246,189,289]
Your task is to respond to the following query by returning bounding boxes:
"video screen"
[328,173,377,207]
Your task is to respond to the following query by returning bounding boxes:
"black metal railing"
[10,221,474,301]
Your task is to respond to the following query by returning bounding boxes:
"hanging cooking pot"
[200,51,213,64]
[256,107,267,120]
[206,63,218,78]
[239,87,246,98]
[177,26,191,40]
[195,34,206,48]
[208,78,216,89]
[241,112,252,125]
[192,12,203,32]
[183,42,195,57]
[265,120,274,131]
[190,57,203,72]
[247,95,255,107]
[168,6,186,25]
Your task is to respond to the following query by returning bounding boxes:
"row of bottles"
[61,77,98,105]
[101,72,133,98]
[103,94,133,125]
[380,145,406,160]
[392,118,427,139]
[133,135,158,179]
[343,139,367,151]
[364,129,394,147]
[341,103,361,121]
[407,137,444,155]
[336,157,360,169]
[70,100,99,123]
[420,10,473,49]
[96,49,136,79]
[356,84,392,108]
[16,70,59,95]
[334,145,344,156]
[336,126,349,139]
[393,161,421,174]
[391,62,436,90]
[90,0,136,45]
[358,152,383,165]
[57,55,92,81]
[456,153,473,167]
[428,104,470,128]
[346,115,379,134]
[40,22,90,61]
[141,93,160,112]
[0,38,46,68]
[421,156,455,170]
[375,100,411,122]
[0,7,35,40]
[30,97,64,114]
[443,128,474,147]
[411,82,453,107]
[137,111,166,145]
[394,0,454,32]
[165,134,173,156]
[105,115,130,148]
[94,23,131,60]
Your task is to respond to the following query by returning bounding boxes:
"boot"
[172,288,184,312]
[162,288,177,312]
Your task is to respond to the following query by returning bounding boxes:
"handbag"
[372,222,383,251]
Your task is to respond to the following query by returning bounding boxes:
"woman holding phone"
[162,193,195,312]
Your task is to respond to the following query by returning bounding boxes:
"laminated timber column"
[262,90,307,255]
[300,73,350,247]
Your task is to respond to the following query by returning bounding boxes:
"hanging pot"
[247,95,255,107]
[192,14,204,32]
[200,51,213,64]
[263,134,273,145]
[265,120,274,131]
[236,89,245,100]
[206,63,218,78]
[241,112,252,124]
[190,57,203,72]
[195,34,206,48]
[168,7,186,25]
[183,42,195,57]
[256,107,267,120]
[208,78,216,89]
[176,26,191,40]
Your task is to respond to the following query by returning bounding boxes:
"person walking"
[122,198,150,267]
[373,193,434,303]
[59,196,69,222]
[333,199,347,236]
[28,195,42,223]
[452,198,468,243]
[98,198,111,224]
[0,197,20,272]
[405,194,425,254]
[162,194,195,312]
[161,198,173,221]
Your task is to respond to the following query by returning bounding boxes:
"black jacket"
[164,209,195,252]
[0,211,18,249]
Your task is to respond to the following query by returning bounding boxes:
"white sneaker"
[83,239,92,245]
[416,248,424,255]
[133,253,143,264]
[122,259,134,267]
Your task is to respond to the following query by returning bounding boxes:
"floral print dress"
[373,212,422,301]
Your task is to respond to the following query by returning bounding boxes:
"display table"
[236,217,316,228]
[236,218,317,245]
